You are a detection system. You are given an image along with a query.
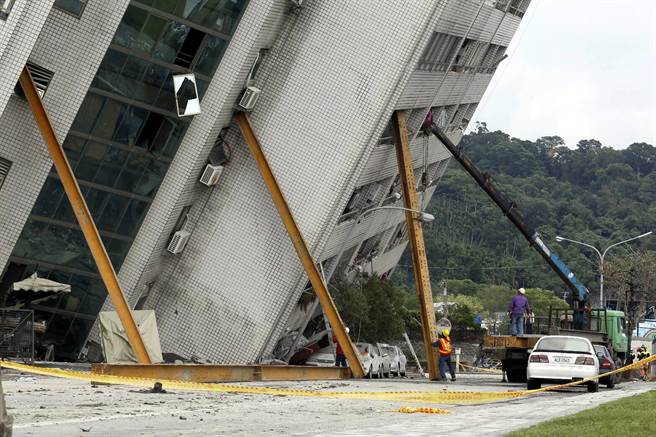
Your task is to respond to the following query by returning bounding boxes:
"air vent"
[15,62,55,99]
[1,0,16,19]
[0,157,12,190]
[199,163,224,187]
[238,86,261,111]
[167,230,191,254]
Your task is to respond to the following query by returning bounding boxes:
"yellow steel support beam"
[390,110,439,380]
[91,363,351,383]
[235,112,365,378]
[19,67,152,364]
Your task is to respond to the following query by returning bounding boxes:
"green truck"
[482,308,627,382]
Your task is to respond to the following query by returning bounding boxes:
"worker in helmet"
[637,345,650,380]
[332,327,350,367]
[508,287,531,336]
[432,328,456,381]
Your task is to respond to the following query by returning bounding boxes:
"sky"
[470,0,656,149]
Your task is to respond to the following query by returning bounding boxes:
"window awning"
[12,273,71,293]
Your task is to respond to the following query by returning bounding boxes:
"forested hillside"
[397,124,656,301]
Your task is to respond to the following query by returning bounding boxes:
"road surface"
[2,370,652,436]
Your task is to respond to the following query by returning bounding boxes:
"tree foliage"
[395,129,656,304]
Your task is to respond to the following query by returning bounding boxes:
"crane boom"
[429,124,589,304]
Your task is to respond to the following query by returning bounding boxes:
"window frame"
[53,0,88,19]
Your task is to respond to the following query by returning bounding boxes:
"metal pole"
[599,260,604,308]
[557,231,653,308]
[391,110,439,380]
[403,332,423,376]
[235,112,365,377]
[18,67,152,364]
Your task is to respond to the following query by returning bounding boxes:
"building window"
[495,0,530,17]
[0,157,11,189]
[54,0,87,17]
[418,32,461,72]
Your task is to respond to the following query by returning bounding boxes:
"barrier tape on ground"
[0,355,654,405]
[395,407,451,414]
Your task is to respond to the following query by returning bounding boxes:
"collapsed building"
[0,0,530,362]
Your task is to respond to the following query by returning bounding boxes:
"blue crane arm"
[429,123,589,304]
[531,233,589,303]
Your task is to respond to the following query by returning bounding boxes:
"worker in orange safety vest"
[432,329,456,381]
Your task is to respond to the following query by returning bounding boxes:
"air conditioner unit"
[199,163,224,186]
[167,230,191,254]
[238,86,261,111]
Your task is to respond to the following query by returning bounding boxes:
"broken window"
[174,27,206,68]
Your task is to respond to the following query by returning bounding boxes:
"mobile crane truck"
[428,123,627,383]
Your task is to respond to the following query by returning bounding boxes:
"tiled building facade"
[0,0,530,361]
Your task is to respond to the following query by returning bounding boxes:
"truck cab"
[548,308,627,361]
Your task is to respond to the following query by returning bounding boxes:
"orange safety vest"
[438,337,452,356]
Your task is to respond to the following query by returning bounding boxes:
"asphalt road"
[2,371,653,436]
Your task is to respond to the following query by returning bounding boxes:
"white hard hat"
[345,327,350,334]
[519,288,526,294]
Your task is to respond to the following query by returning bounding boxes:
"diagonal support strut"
[390,110,439,380]
[235,112,365,378]
[18,67,152,364]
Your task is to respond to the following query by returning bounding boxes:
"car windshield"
[355,343,369,353]
[535,337,591,354]
[593,345,608,356]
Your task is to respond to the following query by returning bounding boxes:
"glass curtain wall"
[4,0,249,359]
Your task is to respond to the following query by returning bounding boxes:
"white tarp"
[12,273,71,293]
[98,310,163,363]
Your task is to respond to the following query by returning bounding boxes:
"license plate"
[554,356,571,363]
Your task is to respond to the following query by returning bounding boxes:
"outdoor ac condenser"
[199,163,224,186]
[167,230,191,254]
[238,86,261,111]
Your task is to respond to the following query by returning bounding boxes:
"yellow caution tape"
[1,354,654,405]
[395,407,451,414]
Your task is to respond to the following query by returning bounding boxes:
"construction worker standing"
[433,329,456,382]
[508,288,530,336]
[637,345,650,380]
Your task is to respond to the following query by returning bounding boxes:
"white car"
[389,346,407,377]
[527,335,600,392]
[305,346,335,367]
[376,343,393,378]
[355,342,383,378]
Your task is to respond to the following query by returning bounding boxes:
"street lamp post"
[555,231,653,307]
[337,202,434,275]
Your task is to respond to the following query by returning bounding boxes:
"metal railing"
[0,309,34,363]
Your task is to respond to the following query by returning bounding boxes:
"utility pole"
[625,266,637,362]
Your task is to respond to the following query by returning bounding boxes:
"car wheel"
[606,378,615,389]
[587,381,599,393]
[527,379,541,390]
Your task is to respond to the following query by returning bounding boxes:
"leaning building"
[0,0,531,361]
